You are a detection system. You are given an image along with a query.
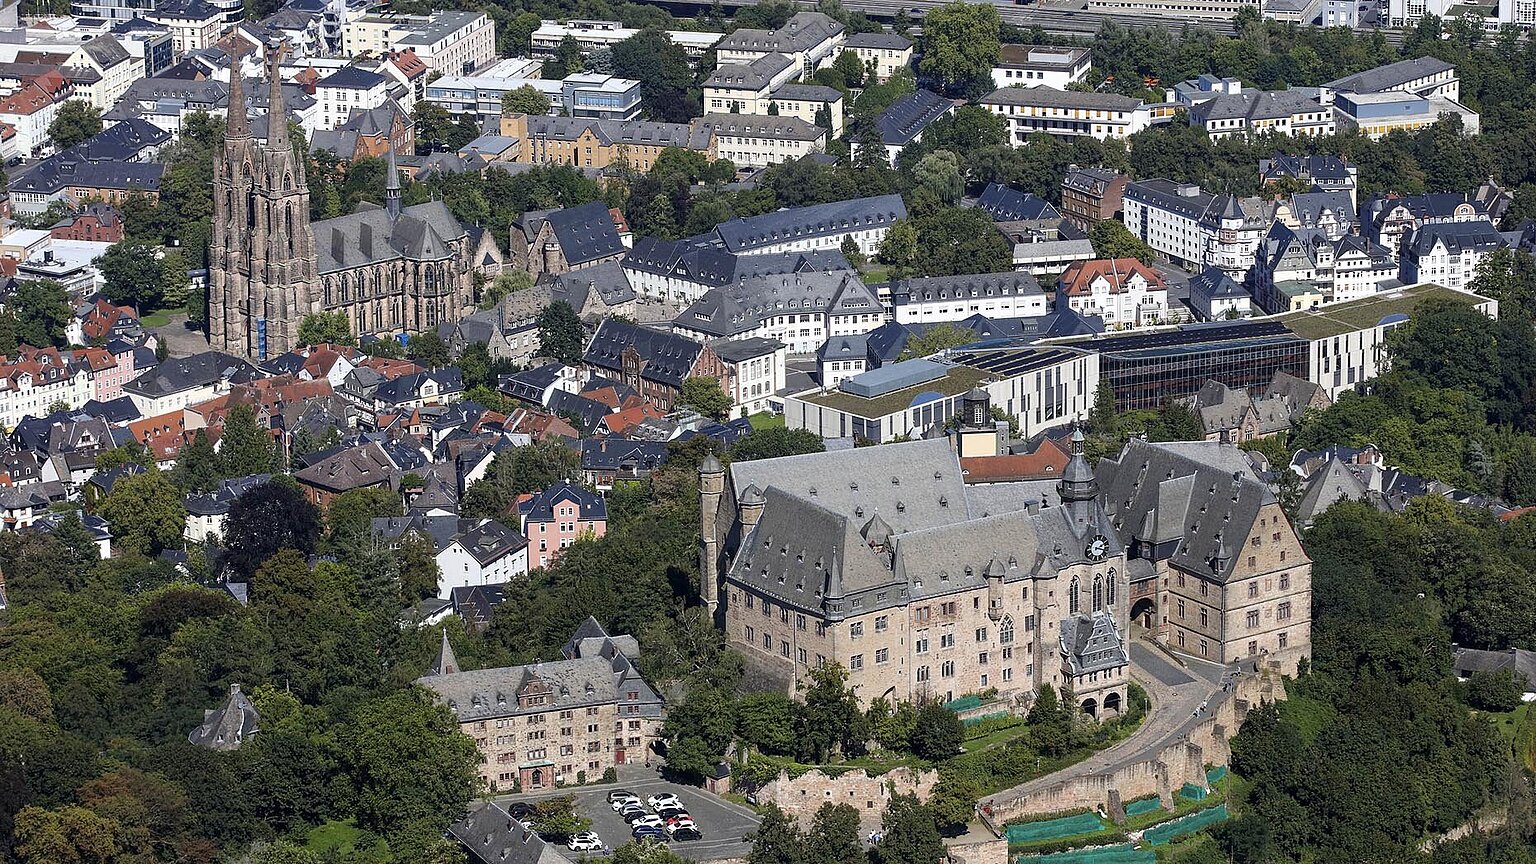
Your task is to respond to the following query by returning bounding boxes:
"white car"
[631,815,665,830]
[610,796,642,812]
[647,793,681,810]
[567,833,602,852]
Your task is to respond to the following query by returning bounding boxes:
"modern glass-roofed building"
[784,348,1096,442]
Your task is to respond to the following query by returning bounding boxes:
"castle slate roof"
[705,53,795,90]
[715,11,843,55]
[1060,611,1129,676]
[622,239,851,288]
[1095,439,1283,582]
[315,200,467,273]
[695,112,825,142]
[580,437,669,473]
[976,183,1059,222]
[526,115,712,150]
[1259,153,1353,184]
[582,319,704,388]
[711,194,907,253]
[1190,88,1321,124]
[184,473,271,516]
[876,88,955,147]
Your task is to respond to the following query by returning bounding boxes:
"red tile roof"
[1058,258,1165,297]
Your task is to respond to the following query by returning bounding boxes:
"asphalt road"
[497,775,762,862]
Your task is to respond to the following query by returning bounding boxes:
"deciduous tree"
[99,470,186,555]
[47,100,102,150]
[297,311,354,347]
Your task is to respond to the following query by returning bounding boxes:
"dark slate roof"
[547,390,612,432]
[187,684,260,750]
[1060,611,1128,676]
[1095,439,1275,583]
[876,88,954,146]
[710,336,783,363]
[582,319,703,388]
[185,473,272,516]
[81,396,141,424]
[455,518,528,565]
[449,802,568,864]
[123,351,258,398]
[976,183,1060,222]
[501,362,566,405]
[10,156,166,196]
[677,416,755,446]
[451,583,509,629]
[518,481,606,524]
[317,65,385,90]
[711,195,907,253]
[77,118,170,161]
[81,36,131,68]
[677,271,880,338]
[314,200,467,273]
[374,368,464,406]
[580,437,669,472]
[1453,647,1536,688]
[529,201,626,268]
[844,31,911,49]
[1406,219,1507,257]
[1259,153,1353,184]
[1324,57,1455,95]
[1188,266,1249,303]
[621,238,850,288]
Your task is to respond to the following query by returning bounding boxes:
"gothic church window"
[1092,576,1103,612]
[1069,576,1079,615]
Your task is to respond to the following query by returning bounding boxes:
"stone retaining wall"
[981,670,1285,825]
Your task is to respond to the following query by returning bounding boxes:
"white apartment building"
[673,271,885,354]
[843,32,911,83]
[979,86,1151,142]
[885,272,1049,325]
[314,66,389,131]
[531,19,722,58]
[1122,179,1272,279]
[714,11,845,75]
[990,45,1091,91]
[0,349,93,429]
[1399,220,1508,291]
[1187,87,1334,141]
[346,11,494,75]
[693,113,827,169]
[704,54,799,112]
[1056,258,1170,331]
[436,520,529,597]
[713,337,788,417]
[708,194,907,257]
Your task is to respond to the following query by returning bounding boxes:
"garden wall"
[755,765,940,836]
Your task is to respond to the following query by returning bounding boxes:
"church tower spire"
[226,53,248,139]
[264,39,288,148]
[385,141,401,221]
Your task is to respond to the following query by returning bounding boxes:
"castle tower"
[208,39,320,360]
[698,452,725,620]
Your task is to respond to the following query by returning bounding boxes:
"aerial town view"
[1,0,1535,860]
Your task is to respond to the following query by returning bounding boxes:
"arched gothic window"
[999,616,1014,645]
[1069,576,1080,615]
[1107,569,1117,606]
[1092,575,1104,613]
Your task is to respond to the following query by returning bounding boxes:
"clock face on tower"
[1085,534,1110,562]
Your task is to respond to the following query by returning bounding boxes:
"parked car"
[657,807,688,822]
[670,826,703,842]
[632,825,668,841]
[647,793,681,810]
[567,833,602,852]
[509,802,534,818]
[665,816,695,828]
[631,815,665,831]
[611,796,642,813]
[606,790,639,804]
[621,808,650,824]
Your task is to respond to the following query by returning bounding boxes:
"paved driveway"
[497,776,761,861]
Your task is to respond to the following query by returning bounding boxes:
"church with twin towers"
[209,40,488,360]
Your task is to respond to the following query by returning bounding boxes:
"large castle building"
[210,41,483,360]
[699,391,1311,714]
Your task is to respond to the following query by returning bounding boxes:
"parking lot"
[498,776,761,861]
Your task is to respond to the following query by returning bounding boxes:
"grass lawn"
[1487,701,1531,746]
[961,720,1031,753]
[305,819,388,860]
[748,412,784,431]
[139,303,186,328]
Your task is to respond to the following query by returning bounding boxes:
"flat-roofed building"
[990,44,1091,91]
[531,19,722,59]
[980,86,1151,142]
